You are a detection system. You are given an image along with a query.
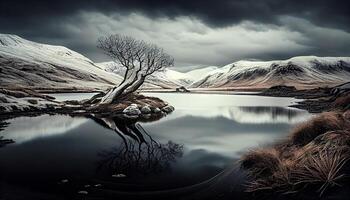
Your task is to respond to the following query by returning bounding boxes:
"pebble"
[60,179,69,183]
[112,173,127,178]
[78,190,88,195]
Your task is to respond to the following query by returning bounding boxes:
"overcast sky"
[1,0,350,71]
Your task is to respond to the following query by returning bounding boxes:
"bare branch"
[97,34,174,103]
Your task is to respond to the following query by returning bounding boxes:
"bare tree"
[97,34,174,104]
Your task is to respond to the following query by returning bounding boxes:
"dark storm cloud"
[1,0,350,30]
[0,0,349,68]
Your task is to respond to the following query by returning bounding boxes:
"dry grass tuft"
[241,148,281,179]
[290,112,347,146]
[241,111,350,198]
[292,149,349,197]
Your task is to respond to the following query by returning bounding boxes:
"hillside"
[97,61,193,88]
[190,56,350,89]
[0,34,125,91]
[1,34,349,91]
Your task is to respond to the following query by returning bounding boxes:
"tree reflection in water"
[91,115,183,175]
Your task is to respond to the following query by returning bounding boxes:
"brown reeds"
[241,111,350,198]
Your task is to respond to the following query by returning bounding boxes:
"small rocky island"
[0,88,174,120]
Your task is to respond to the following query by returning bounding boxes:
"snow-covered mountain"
[124,55,350,89]
[185,66,219,82]
[0,34,124,90]
[1,34,349,91]
[96,61,193,88]
[190,56,350,89]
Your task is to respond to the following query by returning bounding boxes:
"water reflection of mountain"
[235,106,310,124]
[92,116,183,175]
[165,106,311,124]
[239,106,299,116]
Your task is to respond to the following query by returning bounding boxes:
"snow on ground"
[0,93,59,113]
[1,34,349,90]
[0,34,122,90]
[190,56,350,89]
[96,61,194,87]
[185,66,219,81]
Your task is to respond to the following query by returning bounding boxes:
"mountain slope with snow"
[97,61,193,88]
[190,56,350,89]
[1,34,349,91]
[0,34,123,90]
[185,66,219,82]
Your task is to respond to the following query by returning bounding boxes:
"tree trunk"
[100,82,132,104]
[118,76,146,99]
[99,70,146,104]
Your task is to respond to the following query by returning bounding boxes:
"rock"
[60,179,69,183]
[141,105,151,114]
[153,107,161,113]
[162,105,175,113]
[10,105,18,111]
[77,191,88,195]
[142,114,152,119]
[0,96,8,103]
[112,174,127,178]
[46,104,55,110]
[123,114,139,119]
[27,99,38,104]
[176,86,190,93]
[0,89,27,98]
[123,104,141,115]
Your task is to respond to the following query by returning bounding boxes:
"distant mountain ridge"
[1,34,349,90]
[189,56,350,89]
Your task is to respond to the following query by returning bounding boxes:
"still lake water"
[0,93,311,197]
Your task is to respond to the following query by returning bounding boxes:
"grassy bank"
[241,110,350,199]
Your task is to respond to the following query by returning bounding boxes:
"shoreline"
[0,85,337,118]
[0,88,174,121]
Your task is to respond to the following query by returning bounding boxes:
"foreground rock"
[140,105,151,114]
[123,104,141,116]
[161,105,175,113]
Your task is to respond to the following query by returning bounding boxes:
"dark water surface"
[0,93,311,199]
